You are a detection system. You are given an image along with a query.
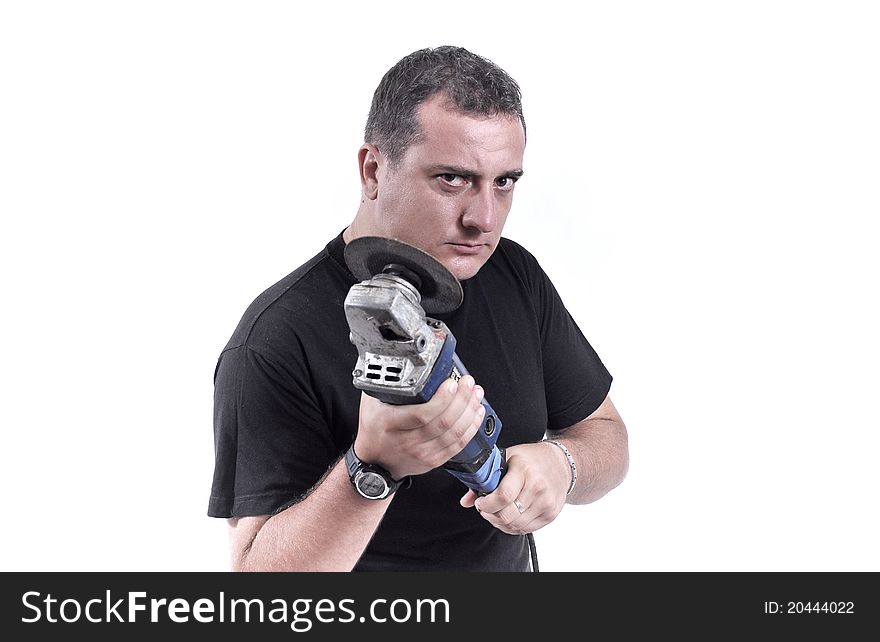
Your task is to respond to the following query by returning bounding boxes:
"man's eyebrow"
[428,164,477,176]
[427,165,525,178]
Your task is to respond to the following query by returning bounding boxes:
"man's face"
[370,95,525,281]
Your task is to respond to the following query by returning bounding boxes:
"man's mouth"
[447,242,486,255]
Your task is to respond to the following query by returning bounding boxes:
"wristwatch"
[344,445,407,500]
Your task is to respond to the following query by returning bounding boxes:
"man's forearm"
[232,458,391,571]
[547,398,629,505]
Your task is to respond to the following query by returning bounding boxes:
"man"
[208,46,629,571]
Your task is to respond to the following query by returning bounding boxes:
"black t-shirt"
[209,231,612,571]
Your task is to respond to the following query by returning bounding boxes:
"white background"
[2,1,878,572]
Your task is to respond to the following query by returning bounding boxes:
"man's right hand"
[353,375,486,480]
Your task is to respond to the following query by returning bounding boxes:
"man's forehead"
[409,97,525,168]
[417,95,523,136]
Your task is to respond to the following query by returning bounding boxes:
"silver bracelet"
[544,439,577,495]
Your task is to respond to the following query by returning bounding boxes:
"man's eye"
[440,174,466,185]
[495,176,518,191]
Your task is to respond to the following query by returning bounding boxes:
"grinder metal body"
[343,237,506,494]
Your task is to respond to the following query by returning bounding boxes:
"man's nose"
[461,186,497,233]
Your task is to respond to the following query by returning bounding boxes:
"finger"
[419,406,484,469]
[422,380,485,449]
[410,378,461,428]
[477,497,553,535]
[459,489,478,508]
[474,469,524,515]
[474,502,526,532]
[414,376,476,433]
[491,513,550,536]
[438,393,485,450]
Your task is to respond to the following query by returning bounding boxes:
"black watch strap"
[344,445,408,500]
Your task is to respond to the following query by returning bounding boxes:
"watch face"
[355,470,390,499]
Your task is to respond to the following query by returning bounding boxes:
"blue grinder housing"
[364,329,506,494]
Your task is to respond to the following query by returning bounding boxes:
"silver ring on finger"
[513,498,526,514]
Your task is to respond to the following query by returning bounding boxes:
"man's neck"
[343,201,375,244]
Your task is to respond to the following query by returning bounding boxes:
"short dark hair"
[364,46,526,167]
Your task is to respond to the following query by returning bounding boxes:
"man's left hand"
[459,441,570,535]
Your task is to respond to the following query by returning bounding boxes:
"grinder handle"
[440,353,507,494]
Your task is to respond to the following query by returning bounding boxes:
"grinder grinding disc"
[344,236,463,314]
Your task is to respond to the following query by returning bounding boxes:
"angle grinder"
[343,236,506,494]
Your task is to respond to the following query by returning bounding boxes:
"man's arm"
[462,394,628,534]
[546,394,629,505]
[228,459,390,572]
[228,376,487,571]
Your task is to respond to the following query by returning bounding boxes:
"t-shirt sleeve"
[519,246,613,431]
[208,342,338,518]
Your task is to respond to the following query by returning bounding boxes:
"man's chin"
[443,255,487,282]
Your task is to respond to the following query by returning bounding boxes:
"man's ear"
[358,144,382,200]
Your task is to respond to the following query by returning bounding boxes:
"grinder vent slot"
[364,362,404,383]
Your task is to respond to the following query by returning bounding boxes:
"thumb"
[459,489,478,508]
